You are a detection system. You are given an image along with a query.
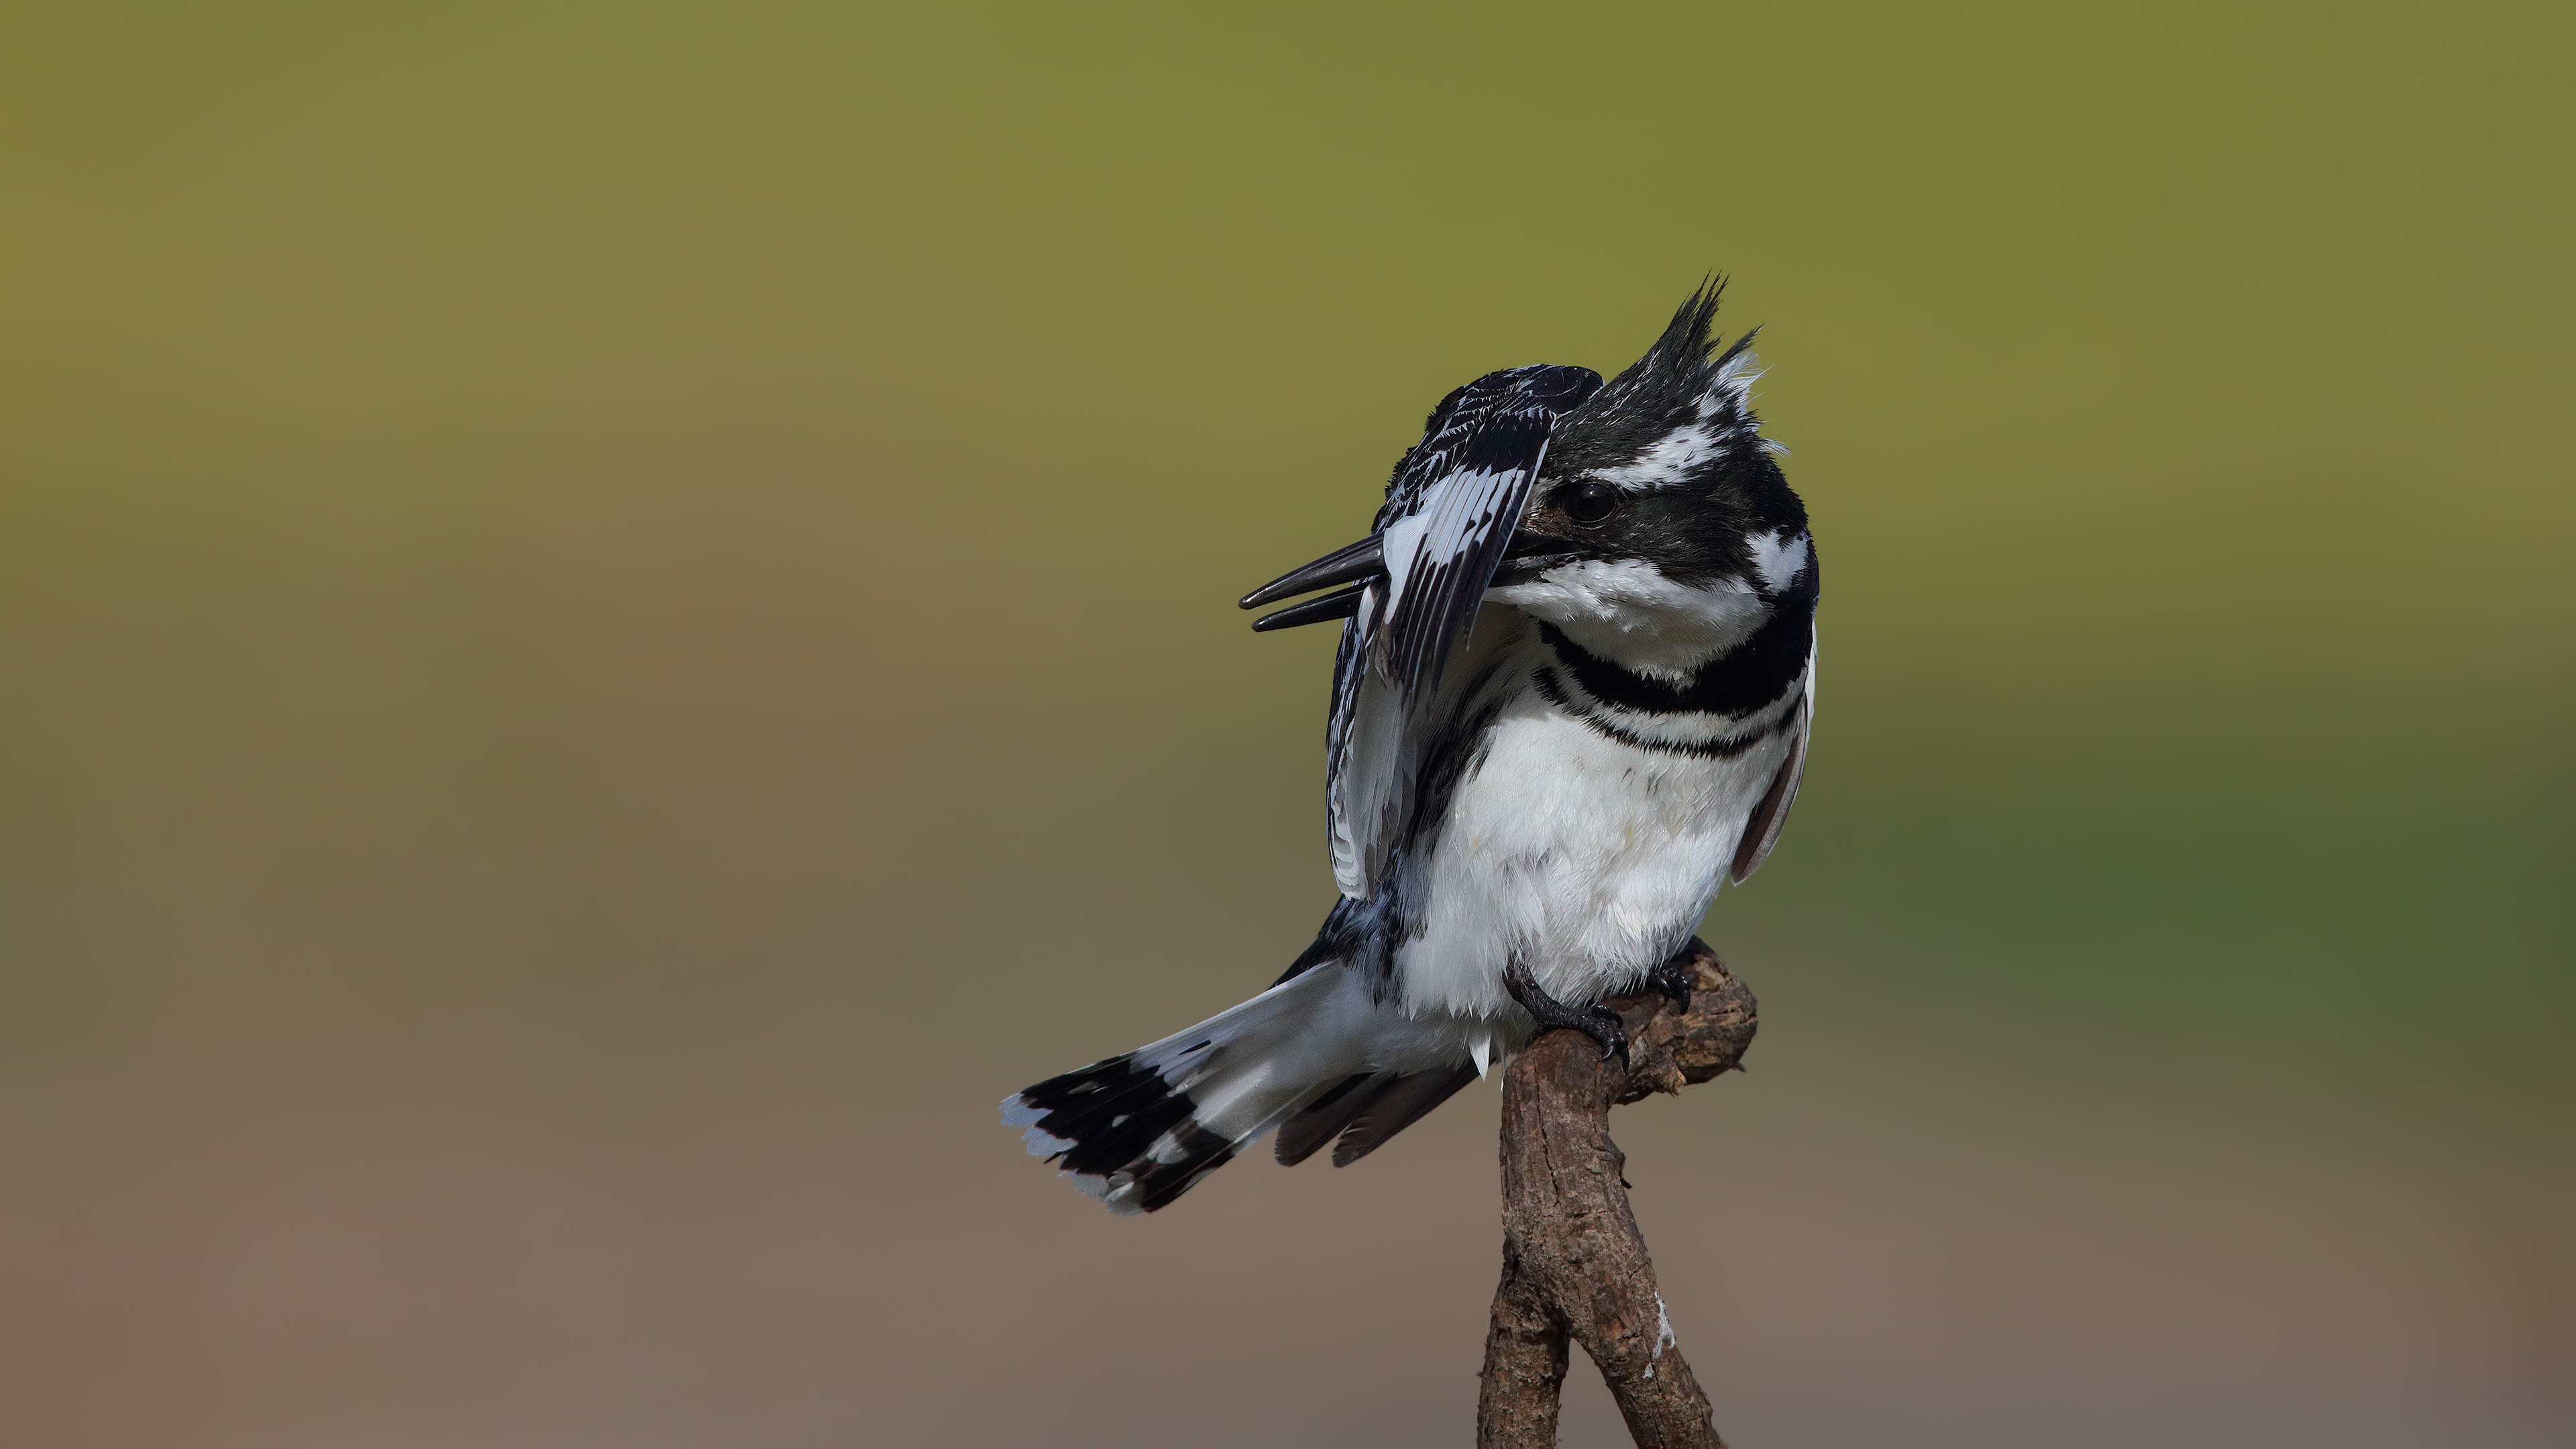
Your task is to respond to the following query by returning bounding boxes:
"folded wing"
[1729,645,1813,883]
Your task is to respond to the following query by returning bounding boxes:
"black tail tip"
[1002,1058,1240,1214]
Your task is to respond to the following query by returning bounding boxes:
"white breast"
[1388,684,1796,1021]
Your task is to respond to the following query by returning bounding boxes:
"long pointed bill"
[1239,535,1385,610]
[1244,530,1593,631]
[1250,581,1368,632]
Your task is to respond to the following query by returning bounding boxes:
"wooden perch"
[1476,938,1758,1449]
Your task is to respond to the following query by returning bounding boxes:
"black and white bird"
[1003,284,1816,1213]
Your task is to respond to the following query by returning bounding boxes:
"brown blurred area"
[1,3,2569,1445]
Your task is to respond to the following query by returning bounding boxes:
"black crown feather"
[1548,280,1770,486]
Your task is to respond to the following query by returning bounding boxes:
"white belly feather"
[1391,686,1794,1021]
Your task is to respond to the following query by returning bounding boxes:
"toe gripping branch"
[1644,945,1698,1014]
[1503,959,1633,1067]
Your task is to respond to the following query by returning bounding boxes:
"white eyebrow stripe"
[1587,422,1727,488]
[1582,350,1767,490]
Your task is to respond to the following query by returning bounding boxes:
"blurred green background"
[1,2,2568,1446]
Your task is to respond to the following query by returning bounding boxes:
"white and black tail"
[1001,965,1477,1214]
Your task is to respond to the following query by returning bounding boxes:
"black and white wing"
[1322,364,1599,898]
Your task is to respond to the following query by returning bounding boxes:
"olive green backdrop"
[1,3,2567,1446]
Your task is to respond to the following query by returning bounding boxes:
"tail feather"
[1272,1064,1477,1168]
[1273,1072,1379,1167]
[1002,967,1358,1214]
[1329,1065,1477,1167]
[1003,1053,1258,1212]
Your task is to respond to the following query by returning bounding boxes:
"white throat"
[1487,559,1767,681]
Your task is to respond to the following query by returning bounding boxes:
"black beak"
[1239,535,1383,611]
[1488,530,1595,587]
[1239,529,1596,632]
[1249,582,1368,632]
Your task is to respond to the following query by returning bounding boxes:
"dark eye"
[1561,481,1619,523]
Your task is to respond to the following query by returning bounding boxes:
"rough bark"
[1474,939,1758,1449]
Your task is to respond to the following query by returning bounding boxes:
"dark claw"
[1644,945,1700,1012]
[1505,960,1629,1067]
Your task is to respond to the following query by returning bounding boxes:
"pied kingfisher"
[1004,283,1817,1213]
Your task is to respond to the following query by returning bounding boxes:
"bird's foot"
[1644,943,1701,1014]
[1505,961,1629,1067]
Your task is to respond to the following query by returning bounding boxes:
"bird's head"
[1490,283,1815,678]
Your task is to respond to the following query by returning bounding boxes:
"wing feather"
[1324,366,1598,898]
[1729,643,1814,883]
[1379,421,1550,696]
[1326,593,1410,896]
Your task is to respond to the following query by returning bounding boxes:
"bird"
[1002,282,1816,1214]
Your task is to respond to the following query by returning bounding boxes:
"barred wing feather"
[1324,366,1597,898]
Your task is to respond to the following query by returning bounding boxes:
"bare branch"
[1475,940,1757,1448]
